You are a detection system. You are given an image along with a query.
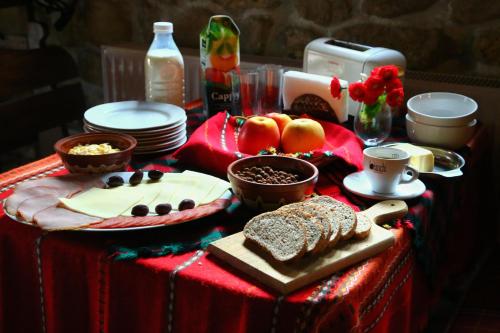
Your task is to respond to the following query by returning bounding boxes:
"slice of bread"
[277,205,324,254]
[243,211,307,263]
[354,213,372,239]
[306,197,340,247]
[278,203,330,254]
[309,196,357,241]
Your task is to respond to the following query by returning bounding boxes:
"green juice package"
[200,15,240,117]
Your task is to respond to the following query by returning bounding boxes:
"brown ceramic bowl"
[227,155,319,211]
[54,132,137,173]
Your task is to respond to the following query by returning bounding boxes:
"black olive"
[131,204,149,216]
[107,175,124,187]
[129,170,143,186]
[148,170,164,181]
[155,203,172,215]
[178,199,195,211]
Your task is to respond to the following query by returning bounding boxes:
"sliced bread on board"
[278,203,330,254]
[243,211,307,263]
[276,207,324,254]
[309,196,357,241]
[354,213,372,239]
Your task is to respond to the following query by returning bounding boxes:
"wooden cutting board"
[208,200,407,294]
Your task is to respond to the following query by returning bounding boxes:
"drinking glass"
[231,70,260,116]
[257,64,284,114]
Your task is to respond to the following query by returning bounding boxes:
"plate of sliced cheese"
[3,170,232,232]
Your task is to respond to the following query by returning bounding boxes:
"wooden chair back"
[0,46,85,152]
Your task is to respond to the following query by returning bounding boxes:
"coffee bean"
[178,199,195,211]
[155,203,172,215]
[107,175,124,187]
[236,165,304,185]
[129,170,143,186]
[131,204,149,216]
[148,170,163,181]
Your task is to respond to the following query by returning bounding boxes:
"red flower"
[348,82,367,102]
[330,77,342,99]
[385,77,403,93]
[377,65,399,82]
[364,76,385,97]
[386,88,404,108]
[370,67,380,77]
[363,91,380,105]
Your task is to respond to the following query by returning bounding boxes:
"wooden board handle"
[361,200,408,225]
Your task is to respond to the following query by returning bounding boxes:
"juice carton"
[200,15,240,117]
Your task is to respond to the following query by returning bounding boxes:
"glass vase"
[354,102,392,147]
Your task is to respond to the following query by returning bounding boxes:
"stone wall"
[2,0,500,91]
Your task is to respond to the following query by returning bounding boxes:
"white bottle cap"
[153,22,173,33]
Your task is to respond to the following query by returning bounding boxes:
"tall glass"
[257,64,283,114]
[231,70,260,116]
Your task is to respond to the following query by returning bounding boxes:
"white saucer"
[343,171,426,200]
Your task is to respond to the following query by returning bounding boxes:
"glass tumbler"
[231,70,260,116]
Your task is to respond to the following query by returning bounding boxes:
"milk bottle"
[145,22,185,108]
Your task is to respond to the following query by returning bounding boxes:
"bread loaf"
[243,211,307,262]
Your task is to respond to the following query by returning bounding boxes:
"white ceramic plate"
[343,171,426,200]
[84,101,187,131]
[134,136,187,151]
[133,137,187,155]
[83,125,187,144]
[4,171,232,232]
[83,119,186,135]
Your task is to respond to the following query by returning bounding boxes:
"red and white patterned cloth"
[0,114,492,333]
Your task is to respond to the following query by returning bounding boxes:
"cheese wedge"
[391,143,434,172]
[59,187,144,218]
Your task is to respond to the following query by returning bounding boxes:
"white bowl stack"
[406,92,478,149]
[83,101,187,155]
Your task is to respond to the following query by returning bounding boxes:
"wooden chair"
[0,46,85,154]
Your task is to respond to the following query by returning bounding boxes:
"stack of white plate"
[83,101,187,155]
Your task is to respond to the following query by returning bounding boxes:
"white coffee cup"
[363,147,419,194]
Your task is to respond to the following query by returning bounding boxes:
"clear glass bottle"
[145,22,185,108]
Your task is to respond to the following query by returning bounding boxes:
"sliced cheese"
[200,181,230,205]
[182,170,230,205]
[59,187,144,219]
[391,143,435,172]
[145,181,184,214]
[120,182,164,216]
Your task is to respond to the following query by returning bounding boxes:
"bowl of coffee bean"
[227,155,318,211]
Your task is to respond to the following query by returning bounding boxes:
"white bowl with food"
[407,92,477,127]
[406,114,476,150]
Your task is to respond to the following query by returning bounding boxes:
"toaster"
[303,38,406,116]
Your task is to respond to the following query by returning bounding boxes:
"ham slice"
[4,187,61,216]
[15,176,83,195]
[33,207,103,230]
[5,174,106,219]
[16,194,61,222]
[14,174,104,197]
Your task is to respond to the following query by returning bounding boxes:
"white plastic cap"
[153,22,173,33]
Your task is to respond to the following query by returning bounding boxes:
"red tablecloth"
[0,120,493,333]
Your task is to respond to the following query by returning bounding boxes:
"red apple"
[238,116,280,155]
[265,112,292,135]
